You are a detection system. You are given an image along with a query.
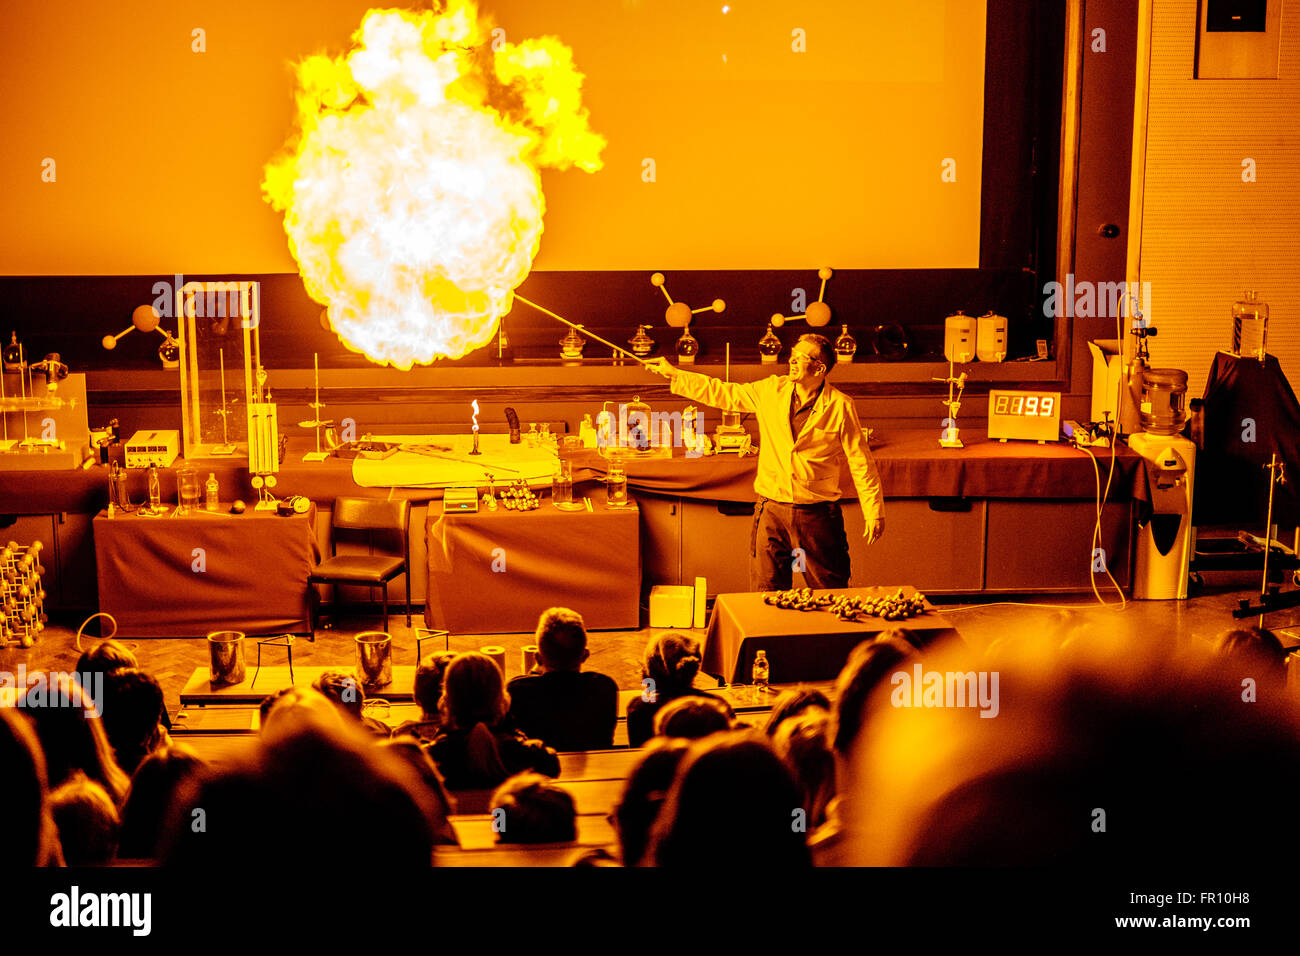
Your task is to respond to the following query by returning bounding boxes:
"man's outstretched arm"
[645,358,762,413]
[840,400,885,544]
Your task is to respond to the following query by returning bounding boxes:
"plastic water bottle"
[205,473,219,511]
[752,650,770,695]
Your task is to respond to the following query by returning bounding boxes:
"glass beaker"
[1232,291,1268,361]
[606,466,628,508]
[552,460,573,506]
[176,466,200,515]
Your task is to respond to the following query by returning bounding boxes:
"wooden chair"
[310,497,412,633]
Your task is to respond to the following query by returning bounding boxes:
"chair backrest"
[331,497,410,556]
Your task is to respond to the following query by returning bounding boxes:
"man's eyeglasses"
[789,353,822,368]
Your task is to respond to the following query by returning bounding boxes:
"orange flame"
[471,398,479,431]
[263,1,604,369]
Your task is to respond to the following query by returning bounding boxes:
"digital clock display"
[987,389,1062,442]
[992,393,1055,418]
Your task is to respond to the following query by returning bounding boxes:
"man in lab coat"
[647,333,884,591]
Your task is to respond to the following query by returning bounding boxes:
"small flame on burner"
[471,399,480,432]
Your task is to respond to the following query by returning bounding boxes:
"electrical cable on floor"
[74,611,118,653]
[937,600,1125,613]
[1078,442,1126,608]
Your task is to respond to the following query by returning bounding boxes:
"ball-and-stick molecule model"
[1,540,46,648]
[771,267,834,327]
[102,305,180,352]
[651,273,725,328]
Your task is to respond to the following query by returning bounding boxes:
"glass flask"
[629,325,656,358]
[675,326,700,364]
[758,324,782,364]
[834,324,857,363]
[559,328,585,362]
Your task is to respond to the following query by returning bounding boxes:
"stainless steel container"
[207,630,246,686]
[354,631,393,690]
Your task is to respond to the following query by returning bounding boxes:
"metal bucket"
[207,631,246,686]
[355,631,393,690]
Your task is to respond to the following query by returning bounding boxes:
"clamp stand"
[932,360,968,448]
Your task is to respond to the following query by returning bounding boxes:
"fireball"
[263,1,605,369]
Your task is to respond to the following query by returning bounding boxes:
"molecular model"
[1,540,46,648]
[771,267,834,327]
[650,273,726,327]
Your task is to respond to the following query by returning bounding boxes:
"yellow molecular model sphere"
[805,300,832,327]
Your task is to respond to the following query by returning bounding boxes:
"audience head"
[257,687,294,729]
[118,742,207,860]
[642,632,703,698]
[613,738,690,866]
[259,687,345,741]
[1213,626,1289,690]
[377,737,457,842]
[763,686,831,736]
[772,710,837,828]
[653,695,733,740]
[76,639,138,680]
[534,607,590,672]
[0,707,61,866]
[440,653,509,731]
[413,651,458,718]
[491,773,578,844]
[49,773,120,865]
[162,719,435,866]
[100,667,166,775]
[312,669,367,721]
[833,632,917,759]
[849,626,1300,866]
[648,731,811,868]
[21,673,130,805]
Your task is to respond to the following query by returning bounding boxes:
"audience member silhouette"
[491,772,578,844]
[427,653,560,790]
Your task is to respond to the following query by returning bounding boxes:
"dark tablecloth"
[1195,351,1300,526]
[703,586,959,683]
[1,429,1144,515]
[93,506,319,637]
[567,428,1144,503]
[425,502,640,634]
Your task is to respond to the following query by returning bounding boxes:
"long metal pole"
[512,294,650,366]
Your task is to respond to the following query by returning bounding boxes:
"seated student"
[22,675,131,807]
[810,632,915,865]
[393,651,458,742]
[0,707,63,866]
[76,640,172,732]
[118,743,207,861]
[161,714,437,867]
[100,668,170,775]
[772,710,836,830]
[611,738,691,867]
[378,738,459,846]
[1213,625,1290,695]
[762,686,831,736]
[427,653,560,791]
[49,773,120,866]
[626,633,731,748]
[646,731,811,868]
[312,670,392,738]
[652,695,733,741]
[490,772,578,844]
[506,608,619,751]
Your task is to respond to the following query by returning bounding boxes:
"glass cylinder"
[176,466,200,515]
[606,466,628,508]
[552,460,573,506]
[1232,291,1268,361]
[147,466,162,511]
